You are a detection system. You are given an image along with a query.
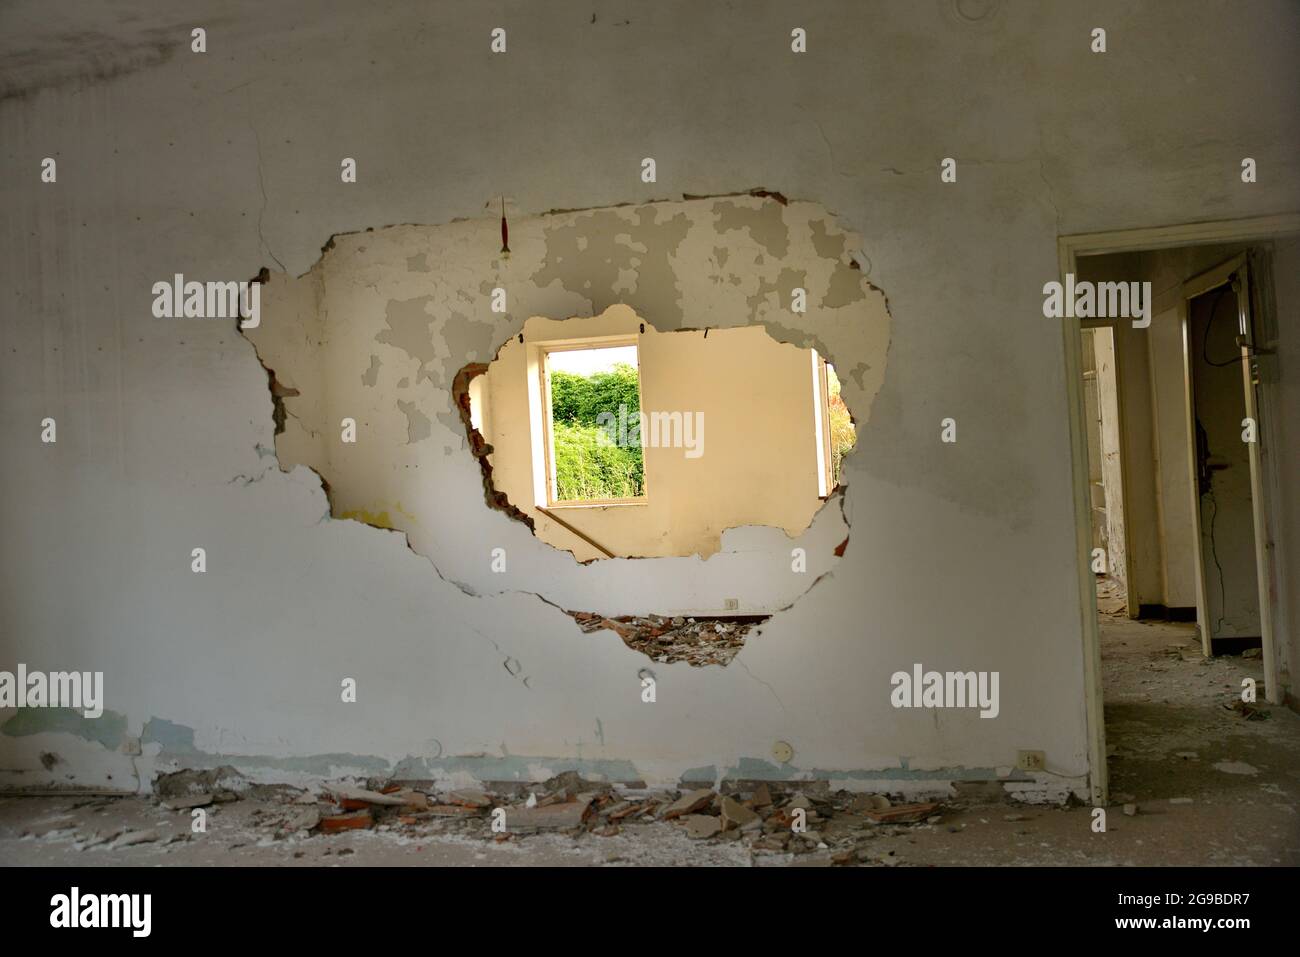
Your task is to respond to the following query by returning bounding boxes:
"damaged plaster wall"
[477,309,838,562]
[247,197,882,597]
[3,0,1297,799]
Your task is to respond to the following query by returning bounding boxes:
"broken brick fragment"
[319,810,373,832]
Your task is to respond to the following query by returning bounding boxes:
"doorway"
[1058,215,1300,805]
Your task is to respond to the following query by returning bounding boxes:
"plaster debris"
[504,799,592,832]
[1211,761,1259,776]
[720,795,761,831]
[128,773,951,864]
[1225,700,1269,721]
[155,765,246,805]
[111,829,160,849]
[325,784,407,808]
[681,814,723,839]
[447,789,491,808]
[161,792,213,810]
[662,788,714,820]
[571,611,767,666]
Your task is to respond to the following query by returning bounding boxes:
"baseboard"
[1136,604,1197,622]
[1209,635,1263,657]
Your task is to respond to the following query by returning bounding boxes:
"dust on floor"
[1,618,1295,866]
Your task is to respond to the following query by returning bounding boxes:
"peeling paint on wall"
[245,193,889,619]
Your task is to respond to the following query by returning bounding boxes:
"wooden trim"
[1107,325,1141,619]
[537,507,615,558]
[1232,264,1279,703]
[1183,253,1247,301]
[537,336,648,508]
[1179,298,1212,656]
[1059,213,1300,807]
[1057,237,1109,808]
[1058,214,1300,261]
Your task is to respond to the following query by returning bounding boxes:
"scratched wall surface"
[2,0,1297,797]
[246,197,885,598]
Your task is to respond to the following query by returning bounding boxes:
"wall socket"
[723,598,738,610]
[1016,750,1046,771]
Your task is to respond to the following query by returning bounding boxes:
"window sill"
[544,500,649,509]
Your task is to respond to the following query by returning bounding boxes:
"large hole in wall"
[458,306,856,561]
[243,194,890,663]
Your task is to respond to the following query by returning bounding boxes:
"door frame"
[1079,322,1138,617]
[1182,255,1278,687]
[1057,213,1300,806]
[1181,255,1244,657]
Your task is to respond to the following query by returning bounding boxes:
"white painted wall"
[2,0,1298,794]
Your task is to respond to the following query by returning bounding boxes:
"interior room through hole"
[465,305,856,561]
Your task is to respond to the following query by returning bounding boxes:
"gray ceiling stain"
[361,354,381,387]
[0,27,177,101]
[406,252,431,272]
[714,200,790,258]
[397,399,432,443]
[530,207,690,329]
[376,296,438,383]
[714,247,730,268]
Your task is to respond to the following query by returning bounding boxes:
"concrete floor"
[1,616,1296,866]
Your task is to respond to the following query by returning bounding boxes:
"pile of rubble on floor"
[154,768,944,865]
[569,612,765,666]
[1095,575,1126,616]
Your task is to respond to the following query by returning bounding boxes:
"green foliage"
[553,421,644,501]
[550,362,644,500]
[827,365,856,487]
[550,363,640,427]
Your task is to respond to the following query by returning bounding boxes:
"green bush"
[827,365,856,486]
[550,362,644,499]
[553,421,644,500]
[550,363,640,426]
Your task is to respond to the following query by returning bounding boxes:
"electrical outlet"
[723,598,738,610]
[1016,750,1046,772]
